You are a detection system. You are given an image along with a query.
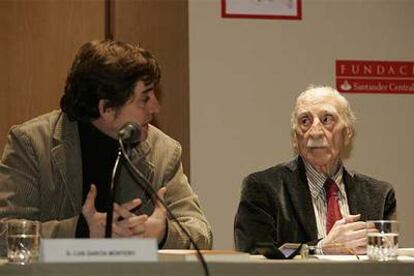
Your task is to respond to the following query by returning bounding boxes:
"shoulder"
[347,170,396,219]
[9,110,63,138]
[144,124,182,175]
[146,124,181,158]
[5,110,79,157]
[146,124,180,147]
[242,159,297,191]
[349,170,394,194]
[245,159,296,184]
[7,110,67,146]
[2,110,68,164]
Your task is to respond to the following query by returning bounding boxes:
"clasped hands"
[320,214,376,255]
[81,184,167,242]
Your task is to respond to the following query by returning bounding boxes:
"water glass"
[7,220,41,265]
[366,220,399,261]
[0,222,7,258]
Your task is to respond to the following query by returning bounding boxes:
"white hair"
[291,85,356,130]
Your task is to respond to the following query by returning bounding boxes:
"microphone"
[118,122,141,145]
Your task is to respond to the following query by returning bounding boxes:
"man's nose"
[149,95,161,114]
[309,119,323,137]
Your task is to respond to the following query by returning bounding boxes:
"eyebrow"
[297,107,338,115]
[140,86,154,97]
[296,110,310,117]
[320,109,338,116]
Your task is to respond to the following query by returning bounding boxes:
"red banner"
[336,60,414,94]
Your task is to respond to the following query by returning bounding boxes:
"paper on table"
[314,255,367,261]
[398,256,414,261]
[398,248,414,257]
[158,250,250,262]
[316,253,414,262]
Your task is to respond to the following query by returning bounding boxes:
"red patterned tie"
[325,178,342,234]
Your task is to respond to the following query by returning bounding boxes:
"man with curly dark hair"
[0,40,212,250]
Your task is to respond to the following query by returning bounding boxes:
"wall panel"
[113,0,190,177]
[0,0,105,150]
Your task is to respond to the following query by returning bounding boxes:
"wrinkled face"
[101,80,161,141]
[293,96,352,174]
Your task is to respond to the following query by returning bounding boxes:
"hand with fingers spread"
[112,199,148,237]
[140,187,168,242]
[82,184,142,238]
[321,214,376,255]
[112,187,167,242]
[81,184,107,238]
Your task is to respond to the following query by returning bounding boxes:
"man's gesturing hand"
[82,184,141,238]
[113,187,168,242]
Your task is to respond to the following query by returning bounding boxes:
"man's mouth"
[307,138,328,148]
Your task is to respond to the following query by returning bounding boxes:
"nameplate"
[40,238,158,263]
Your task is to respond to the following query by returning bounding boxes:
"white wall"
[189,0,414,249]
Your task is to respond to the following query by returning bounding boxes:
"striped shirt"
[304,161,351,239]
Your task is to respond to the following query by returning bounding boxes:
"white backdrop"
[189,0,414,249]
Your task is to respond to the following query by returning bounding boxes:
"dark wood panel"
[0,0,105,151]
[113,0,190,177]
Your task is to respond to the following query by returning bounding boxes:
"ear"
[292,130,299,153]
[98,99,115,122]
[343,126,353,146]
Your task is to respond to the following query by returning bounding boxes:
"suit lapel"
[343,170,367,221]
[130,140,154,183]
[50,113,83,213]
[285,157,318,240]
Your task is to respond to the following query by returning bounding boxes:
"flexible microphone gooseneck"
[105,151,122,238]
[117,124,210,276]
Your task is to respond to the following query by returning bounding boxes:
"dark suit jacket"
[234,156,396,253]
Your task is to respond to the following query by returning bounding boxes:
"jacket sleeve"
[384,185,397,220]
[234,174,278,253]
[0,126,78,238]
[160,144,213,249]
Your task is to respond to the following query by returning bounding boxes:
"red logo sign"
[336,60,414,94]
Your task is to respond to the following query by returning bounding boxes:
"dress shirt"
[304,161,351,239]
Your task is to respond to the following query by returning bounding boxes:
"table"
[1,258,414,276]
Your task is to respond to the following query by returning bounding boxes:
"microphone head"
[118,122,141,145]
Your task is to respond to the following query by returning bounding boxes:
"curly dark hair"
[60,40,161,122]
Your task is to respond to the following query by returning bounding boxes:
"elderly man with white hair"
[234,86,396,255]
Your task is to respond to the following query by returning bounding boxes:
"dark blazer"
[234,156,396,253]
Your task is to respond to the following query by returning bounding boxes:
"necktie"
[325,178,342,234]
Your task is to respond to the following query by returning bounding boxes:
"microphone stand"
[105,122,142,238]
[118,138,210,276]
[105,150,123,238]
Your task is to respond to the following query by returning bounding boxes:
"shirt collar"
[304,160,348,199]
